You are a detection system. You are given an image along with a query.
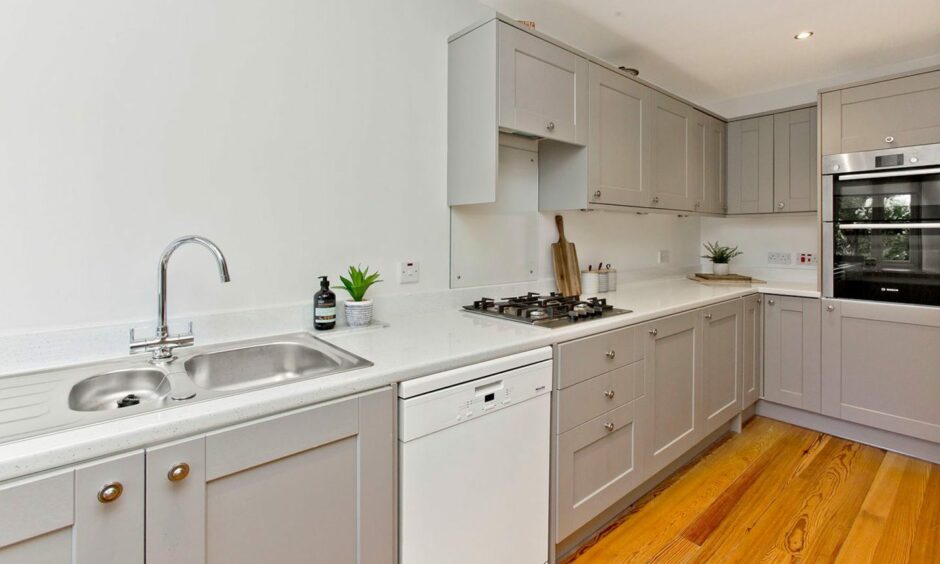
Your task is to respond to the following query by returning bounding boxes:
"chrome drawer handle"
[604,422,615,432]
[98,482,123,504]
[603,389,615,399]
[168,462,191,482]
[605,350,616,359]
[546,121,555,131]
[885,136,895,143]
[648,328,658,336]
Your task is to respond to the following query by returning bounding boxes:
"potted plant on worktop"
[701,241,742,276]
[334,265,382,327]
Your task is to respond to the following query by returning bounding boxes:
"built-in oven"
[823,143,940,306]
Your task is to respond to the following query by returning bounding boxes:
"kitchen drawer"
[556,361,643,434]
[556,326,640,388]
[555,400,643,541]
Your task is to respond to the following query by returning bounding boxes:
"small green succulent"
[333,265,382,302]
[701,241,743,264]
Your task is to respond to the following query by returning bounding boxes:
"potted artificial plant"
[334,265,382,327]
[702,241,742,276]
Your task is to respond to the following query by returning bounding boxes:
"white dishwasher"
[399,347,552,564]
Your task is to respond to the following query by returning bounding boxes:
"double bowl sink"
[66,333,372,413]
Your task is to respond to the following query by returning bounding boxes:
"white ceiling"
[481,0,940,117]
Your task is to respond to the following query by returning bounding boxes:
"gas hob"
[462,292,631,328]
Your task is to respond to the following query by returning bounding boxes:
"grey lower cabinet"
[763,295,821,412]
[0,451,144,564]
[147,387,395,564]
[700,299,744,436]
[821,299,940,443]
[742,294,762,409]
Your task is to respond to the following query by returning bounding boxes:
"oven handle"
[838,222,940,230]
[838,167,940,181]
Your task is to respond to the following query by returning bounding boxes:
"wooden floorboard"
[565,417,940,564]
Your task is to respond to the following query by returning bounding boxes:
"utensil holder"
[597,270,609,293]
[581,271,599,295]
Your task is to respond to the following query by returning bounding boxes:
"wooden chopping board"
[552,215,581,296]
[688,273,766,285]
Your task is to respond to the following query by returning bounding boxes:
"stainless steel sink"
[184,339,372,392]
[68,368,171,411]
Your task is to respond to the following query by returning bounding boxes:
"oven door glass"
[831,223,940,306]
[831,168,940,222]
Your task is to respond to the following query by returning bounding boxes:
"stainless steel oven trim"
[838,223,940,230]
[838,167,940,181]
[822,175,833,222]
[822,223,833,298]
[822,143,940,175]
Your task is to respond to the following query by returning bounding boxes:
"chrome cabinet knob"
[546,121,555,131]
[768,299,775,305]
[757,298,762,304]
[885,136,895,143]
[694,202,701,210]
[777,202,785,210]
[594,190,602,199]
[605,350,616,359]
[167,462,191,482]
[704,313,713,319]
[603,389,615,399]
[648,328,658,336]
[826,305,835,312]
[652,196,660,205]
[98,482,123,504]
[604,422,615,432]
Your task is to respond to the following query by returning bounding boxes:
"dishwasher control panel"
[398,359,552,442]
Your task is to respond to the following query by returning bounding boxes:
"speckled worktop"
[0,277,818,482]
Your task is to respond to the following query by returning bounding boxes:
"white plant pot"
[344,299,373,327]
[712,263,730,276]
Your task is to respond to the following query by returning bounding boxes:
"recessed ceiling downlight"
[794,31,814,40]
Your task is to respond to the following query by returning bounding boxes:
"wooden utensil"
[552,215,581,296]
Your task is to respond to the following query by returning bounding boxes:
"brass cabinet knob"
[167,462,191,482]
[603,389,615,399]
[98,482,123,504]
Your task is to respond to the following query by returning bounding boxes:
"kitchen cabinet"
[727,116,775,214]
[584,63,652,208]
[820,69,940,155]
[687,109,707,212]
[700,299,743,435]
[742,294,762,409]
[146,387,394,564]
[640,310,702,476]
[821,299,940,444]
[0,451,144,564]
[763,296,821,413]
[774,108,818,212]
[705,116,727,213]
[649,92,694,210]
[448,19,587,206]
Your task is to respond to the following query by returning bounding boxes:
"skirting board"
[756,400,940,465]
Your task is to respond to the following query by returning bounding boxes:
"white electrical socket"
[658,249,670,264]
[767,252,792,265]
[399,261,419,284]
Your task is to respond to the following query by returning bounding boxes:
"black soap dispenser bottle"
[314,276,336,330]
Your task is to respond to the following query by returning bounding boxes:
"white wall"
[0,0,492,335]
[699,214,818,281]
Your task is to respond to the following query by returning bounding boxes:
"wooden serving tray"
[688,273,766,285]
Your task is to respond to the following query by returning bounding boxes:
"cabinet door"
[146,388,395,564]
[650,92,692,210]
[701,300,743,435]
[820,70,940,155]
[727,116,774,214]
[587,63,652,207]
[556,400,644,541]
[763,296,821,412]
[498,22,587,145]
[774,108,817,213]
[705,116,727,214]
[742,294,762,409]
[822,299,940,443]
[687,109,708,213]
[641,311,702,476]
[0,452,144,564]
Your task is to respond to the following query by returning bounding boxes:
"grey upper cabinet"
[763,295,821,413]
[704,116,727,214]
[145,388,395,564]
[640,310,703,476]
[585,63,652,208]
[821,299,940,444]
[687,109,707,213]
[742,294,762,409]
[820,69,940,155]
[700,299,743,436]
[774,108,818,213]
[649,92,693,211]
[498,22,588,145]
[0,451,144,564]
[727,115,774,214]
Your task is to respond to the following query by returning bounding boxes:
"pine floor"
[564,416,940,564]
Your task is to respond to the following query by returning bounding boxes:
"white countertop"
[0,277,817,482]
